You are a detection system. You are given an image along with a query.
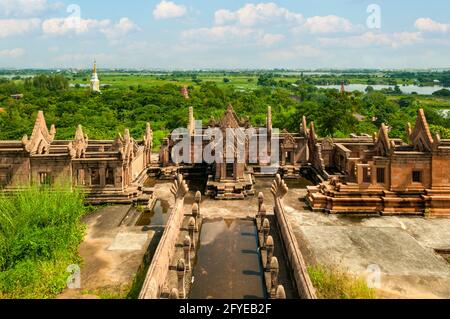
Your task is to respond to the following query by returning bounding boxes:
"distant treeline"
[0,74,449,147]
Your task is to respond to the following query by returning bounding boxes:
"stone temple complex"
[0,106,449,216]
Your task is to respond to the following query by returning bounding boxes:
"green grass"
[0,185,87,299]
[308,265,377,299]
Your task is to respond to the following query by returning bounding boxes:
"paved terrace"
[283,187,450,299]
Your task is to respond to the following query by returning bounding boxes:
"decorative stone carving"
[169,288,179,299]
[262,218,270,248]
[68,125,88,159]
[22,111,56,155]
[170,174,189,201]
[176,259,186,299]
[188,217,196,250]
[276,285,286,299]
[183,236,192,271]
[269,257,279,298]
[195,191,202,217]
[271,174,289,200]
[191,203,199,232]
[266,236,274,271]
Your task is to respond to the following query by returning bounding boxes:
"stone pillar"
[258,204,267,232]
[270,257,279,298]
[262,218,270,248]
[169,288,179,299]
[266,236,274,271]
[276,285,286,299]
[99,166,106,187]
[195,191,202,217]
[177,259,186,299]
[183,236,192,271]
[188,218,196,250]
[192,203,199,232]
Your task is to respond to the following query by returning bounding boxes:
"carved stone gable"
[409,109,434,152]
[22,111,56,155]
[219,105,240,129]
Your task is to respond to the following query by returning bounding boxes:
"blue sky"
[0,0,449,69]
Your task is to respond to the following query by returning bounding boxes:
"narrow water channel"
[189,218,266,299]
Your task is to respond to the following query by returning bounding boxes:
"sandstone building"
[0,111,153,203]
[0,105,448,216]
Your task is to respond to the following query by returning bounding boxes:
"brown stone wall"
[431,155,450,190]
[390,156,432,191]
[30,157,72,185]
[0,152,30,186]
[139,198,185,299]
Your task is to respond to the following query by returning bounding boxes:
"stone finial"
[192,203,199,220]
[169,288,179,299]
[271,174,289,200]
[266,236,274,271]
[270,257,279,296]
[170,174,189,201]
[176,259,186,299]
[183,236,192,271]
[262,218,270,248]
[188,217,196,250]
[69,124,88,159]
[258,192,264,212]
[195,191,202,217]
[258,204,267,232]
[276,285,286,299]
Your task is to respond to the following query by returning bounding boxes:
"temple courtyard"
[57,177,450,299]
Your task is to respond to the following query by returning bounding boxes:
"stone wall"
[139,175,189,299]
[271,175,317,299]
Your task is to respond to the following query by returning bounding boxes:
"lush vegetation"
[0,71,449,149]
[308,265,376,299]
[0,185,88,299]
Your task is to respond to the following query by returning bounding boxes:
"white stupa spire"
[90,60,100,93]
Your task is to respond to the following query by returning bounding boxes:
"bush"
[0,185,87,299]
[308,265,376,299]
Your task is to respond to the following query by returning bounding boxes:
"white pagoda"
[90,60,100,93]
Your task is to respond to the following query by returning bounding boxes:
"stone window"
[285,151,294,164]
[412,171,422,183]
[226,163,234,178]
[106,168,115,186]
[39,172,51,185]
[90,169,101,186]
[363,167,371,183]
[377,168,386,184]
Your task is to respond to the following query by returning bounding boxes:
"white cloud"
[415,18,450,33]
[259,33,284,46]
[293,15,363,34]
[0,18,41,38]
[0,47,25,58]
[153,1,187,20]
[42,17,109,35]
[182,25,256,42]
[42,16,138,39]
[319,31,423,49]
[182,25,282,47]
[214,2,303,26]
[100,17,140,39]
[0,0,47,17]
